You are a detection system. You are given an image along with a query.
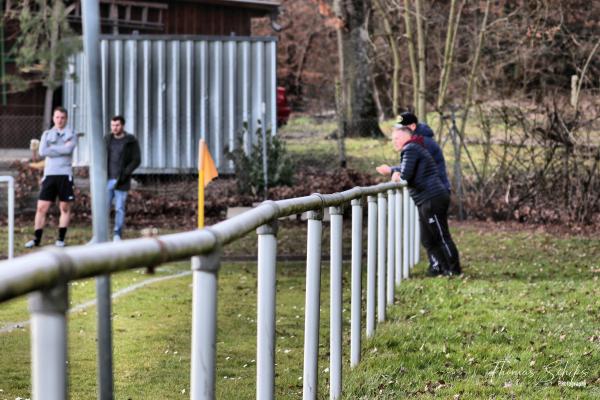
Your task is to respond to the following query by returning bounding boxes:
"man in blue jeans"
[106,115,141,241]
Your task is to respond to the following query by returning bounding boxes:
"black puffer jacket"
[392,136,447,205]
[414,123,451,192]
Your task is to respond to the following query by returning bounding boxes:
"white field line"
[0,270,191,334]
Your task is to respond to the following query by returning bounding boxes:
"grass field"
[0,222,599,399]
[280,114,499,177]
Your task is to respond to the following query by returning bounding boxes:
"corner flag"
[198,139,218,228]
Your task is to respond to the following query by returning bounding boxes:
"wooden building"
[0,0,281,148]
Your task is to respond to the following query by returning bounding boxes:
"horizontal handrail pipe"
[0,180,419,400]
[0,182,402,302]
[0,230,217,303]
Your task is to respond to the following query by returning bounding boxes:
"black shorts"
[39,175,75,202]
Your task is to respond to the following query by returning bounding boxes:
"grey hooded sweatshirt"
[39,127,78,176]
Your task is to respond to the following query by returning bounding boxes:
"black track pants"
[417,193,461,274]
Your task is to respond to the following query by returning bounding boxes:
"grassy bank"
[342,224,600,399]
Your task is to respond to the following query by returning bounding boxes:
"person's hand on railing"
[391,171,401,182]
[376,164,391,175]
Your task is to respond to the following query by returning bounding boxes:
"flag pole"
[198,139,205,229]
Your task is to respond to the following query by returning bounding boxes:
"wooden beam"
[100,0,168,10]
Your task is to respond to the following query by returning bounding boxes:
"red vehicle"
[276,86,291,127]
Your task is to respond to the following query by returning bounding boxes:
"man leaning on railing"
[376,125,461,276]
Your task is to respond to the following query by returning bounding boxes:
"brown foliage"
[253,0,338,112]
[125,168,376,229]
[10,160,42,203]
[2,163,377,230]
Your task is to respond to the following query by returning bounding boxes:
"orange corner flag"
[199,139,218,187]
[198,139,218,228]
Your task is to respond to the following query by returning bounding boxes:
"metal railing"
[0,182,420,400]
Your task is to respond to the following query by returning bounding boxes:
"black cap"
[396,112,418,127]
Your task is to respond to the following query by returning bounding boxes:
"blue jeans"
[107,179,128,236]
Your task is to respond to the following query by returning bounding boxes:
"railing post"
[403,187,410,279]
[386,190,395,305]
[414,201,421,265]
[350,198,363,367]
[329,205,343,400]
[257,222,278,400]
[303,208,323,400]
[29,282,69,400]
[366,196,377,337]
[81,1,113,397]
[409,198,415,270]
[377,193,387,323]
[394,189,402,285]
[191,251,221,400]
[3,176,14,259]
[96,276,113,400]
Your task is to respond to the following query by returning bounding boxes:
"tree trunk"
[435,0,464,142]
[415,0,426,121]
[294,31,318,89]
[450,109,465,220]
[436,0,463,112]
[333,0,347,167]
[457,0,490,139]
[42,0,61,130]
[338,0,383,137]
[371,73,385,121]
[373,0,400,116]
[402,0,418,112]
[335,79,347,168]
[452,0,490,217]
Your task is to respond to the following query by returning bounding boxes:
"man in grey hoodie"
[25,107,78,248]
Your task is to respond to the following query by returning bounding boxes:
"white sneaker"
[55,240,66,247]
[24,239,38,248]
[112,235,121,242]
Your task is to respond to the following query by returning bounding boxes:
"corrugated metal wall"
[64,35,277,173]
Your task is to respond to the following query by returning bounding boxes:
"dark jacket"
[414,123,451,192]
[392,136,447,206]
[104,133,141,191]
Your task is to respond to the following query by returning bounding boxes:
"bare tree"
[414,0,426,120]
[435,0,464,113]
[332,0,347,166]
[451,0,491,217]
[373,0,401,116]
[402,0,418,111]
[457,0,491,139]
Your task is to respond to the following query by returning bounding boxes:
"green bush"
[227,123,294,197]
